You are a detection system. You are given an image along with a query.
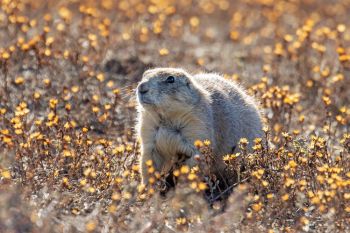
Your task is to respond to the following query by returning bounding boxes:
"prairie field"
[1,0,350,232]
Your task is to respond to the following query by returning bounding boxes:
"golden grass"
[0,0,349,232]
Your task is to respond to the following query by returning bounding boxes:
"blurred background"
[1,0,349,136]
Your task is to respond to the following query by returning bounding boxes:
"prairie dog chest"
[159,116,209,144]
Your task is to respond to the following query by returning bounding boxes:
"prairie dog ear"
[184,74,194,87]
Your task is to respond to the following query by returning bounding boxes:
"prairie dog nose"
[138,82,149,94]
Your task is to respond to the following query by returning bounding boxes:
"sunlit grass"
[0,0,349,232]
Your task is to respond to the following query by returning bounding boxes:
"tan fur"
[136,68,264,184]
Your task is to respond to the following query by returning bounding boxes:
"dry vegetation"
[0,0,350,232]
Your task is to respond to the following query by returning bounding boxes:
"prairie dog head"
[136,68,201,116]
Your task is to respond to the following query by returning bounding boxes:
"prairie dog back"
[192,73,264,156]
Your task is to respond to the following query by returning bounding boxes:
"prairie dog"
[136,68,264,185]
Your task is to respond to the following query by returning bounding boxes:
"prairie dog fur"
[136,68,264,185]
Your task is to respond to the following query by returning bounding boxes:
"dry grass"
[0,0,350,232]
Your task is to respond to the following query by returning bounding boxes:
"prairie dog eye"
[166,76,175,83]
